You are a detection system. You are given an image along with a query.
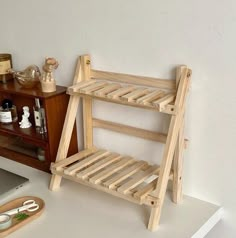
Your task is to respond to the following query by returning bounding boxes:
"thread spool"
[0,214,12,230]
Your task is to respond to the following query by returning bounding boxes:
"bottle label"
[0,111,12,123]
[34,111,42,127]
[0,60,11,75]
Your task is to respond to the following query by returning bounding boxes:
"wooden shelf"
[0,122,48,146]
[51,147,173,206]
[50,55,191,231]
[67,79,177,114]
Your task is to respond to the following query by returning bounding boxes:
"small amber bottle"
[0,54,13,83]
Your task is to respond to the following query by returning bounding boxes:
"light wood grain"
[121,88,149,102]
[103,161,148,189]
[81,55,93,149]
[117,166,160,194]
[51,147,97,170]
[76,153,121,179]
[148,68,191,231]
[80,81,107,94]
[93,83,121,96]
[91,69,176,90]
[67,80,96,94]
[136,90,165,104]
[106,85,135,99]
[64,150,110,175]
[93,118,167,143]
[89,156,134,184]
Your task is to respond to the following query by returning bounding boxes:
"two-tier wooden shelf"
[0,80,78,172]
[50,55,191,231]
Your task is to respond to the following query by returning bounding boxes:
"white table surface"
[0,157,222,238]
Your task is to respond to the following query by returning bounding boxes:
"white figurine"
[19,106,32,128]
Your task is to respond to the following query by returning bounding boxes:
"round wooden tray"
[0,196,45,238]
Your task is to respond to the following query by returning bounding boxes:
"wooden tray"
[0,196,45,238]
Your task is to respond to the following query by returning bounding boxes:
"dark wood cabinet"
[0,80,78,172]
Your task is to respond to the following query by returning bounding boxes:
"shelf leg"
[148,68,190,231]
[172,119,185,203]
[49,174,62,191]
[172,65,187,204]
[49,95,81,190]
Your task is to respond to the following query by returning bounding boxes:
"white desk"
[0,157,222,238]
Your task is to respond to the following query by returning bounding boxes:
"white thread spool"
[0,214,12,230]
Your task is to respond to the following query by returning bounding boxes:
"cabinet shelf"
[0,80,78,172]
[0,122,48,146]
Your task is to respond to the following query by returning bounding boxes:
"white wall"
[1,0,236,236]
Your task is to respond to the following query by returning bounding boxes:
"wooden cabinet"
[0,80,78,172]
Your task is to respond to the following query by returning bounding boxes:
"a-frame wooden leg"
[148,112,184,231]
[172,119,185,203]
[172,65,187,204]
[49,95,80,191]
[148,68,191,231]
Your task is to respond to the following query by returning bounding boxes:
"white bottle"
[33,98,47,134]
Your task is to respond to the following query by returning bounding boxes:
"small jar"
[0,99,18,124]
[0,54,13,83]
[37,147,45,161]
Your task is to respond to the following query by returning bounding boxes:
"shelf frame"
[49,55,191,231]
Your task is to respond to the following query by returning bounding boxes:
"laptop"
[0,168,29,198]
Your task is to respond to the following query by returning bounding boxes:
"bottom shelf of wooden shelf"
[51,147,173,206]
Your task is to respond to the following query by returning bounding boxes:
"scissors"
[2,200,39,216]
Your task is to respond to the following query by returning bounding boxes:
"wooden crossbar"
[91,69,176,90]
[92,118,167,143]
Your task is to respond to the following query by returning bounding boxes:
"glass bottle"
[0,99,18,124]
[33,98,47,134]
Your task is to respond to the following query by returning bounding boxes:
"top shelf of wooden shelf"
[67,79,177,114]
[0,80,67,99]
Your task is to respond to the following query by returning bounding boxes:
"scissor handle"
[23,200,35,206]
[23,200,39,212]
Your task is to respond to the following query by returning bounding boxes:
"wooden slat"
[136,90,165,105]
[103,160,148,189]
[67,80,96,94]
[52,147,97,170]
[93,118,167,143]
[93,83,121,97]
[51,167,143,205]
[76,153,121,179]
[106,85,135,99]
[134,178,158,200]
[80,81,108,94]
[91,69,176,90]
[64,150,110,175]
[117,165,160,194]
[89,156,134,184]
[152,94,175,110]
[121,88,149,102]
